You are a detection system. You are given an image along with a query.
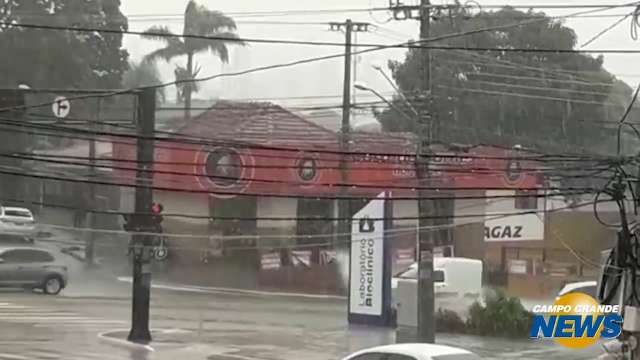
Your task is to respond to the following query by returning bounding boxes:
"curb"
[97,330,155,352]
[60,248,86,263]
[117,277,347,301]
[61,295,129,301]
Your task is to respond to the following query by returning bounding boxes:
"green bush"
[433,290,534,339]
[466,290,534,338]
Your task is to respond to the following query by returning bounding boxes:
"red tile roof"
[177,101,339,150]
[174,101,420,156]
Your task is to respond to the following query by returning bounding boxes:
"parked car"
[341,343,480,360]
[556,280,597,301]
[0,246,68,295]
[0,207,36,238]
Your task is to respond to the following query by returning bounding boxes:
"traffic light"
[121,204,163,233]
[151,203,163,233]
[151,203,163,215]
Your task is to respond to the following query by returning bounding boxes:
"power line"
[12,193,612,223]
[0,162,599,200]
[7,20,640,54]
[442,56,621,83]
[466,72,617,87]
[12,151,612,191]
[84,4,640,19]
[581,12,633,48]
[0,116,609,163]
[11,89,636,157]
[21,147,611,174]
[439,85,633,107]
[462,79,617,99]
[0,3,629,116]
[23,199,617,250]
[0,123,614,182]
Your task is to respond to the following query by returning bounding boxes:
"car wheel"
[42,276,63,295]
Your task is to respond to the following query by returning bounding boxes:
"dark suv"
[0,247,68,295]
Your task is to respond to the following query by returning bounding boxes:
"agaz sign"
[484,213,544,242]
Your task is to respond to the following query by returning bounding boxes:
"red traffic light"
[151,203,163,214]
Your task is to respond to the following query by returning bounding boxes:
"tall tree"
[0,0,129,89]
[142,0,244,119]
[377,7,638,155]
[0,0,129,202]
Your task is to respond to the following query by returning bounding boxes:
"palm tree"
[142,0,244,119]
[122,60,166,105]
[174,63,201,104]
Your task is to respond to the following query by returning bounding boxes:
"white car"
[0,207,36,238]
[556,280,597,301]
[342,343,480,360]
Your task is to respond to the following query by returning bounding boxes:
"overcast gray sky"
[120,0,640,110]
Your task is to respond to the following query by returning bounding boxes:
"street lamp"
[370,62,419,117]
[354,82,415,124]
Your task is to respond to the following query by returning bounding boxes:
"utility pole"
[329,20,369,253]
[352,32,359,125]
[85,127,96,265]
[127,87,156,344]
[388,0,437,343]
[85,99,101,266]
[416,0,436,344]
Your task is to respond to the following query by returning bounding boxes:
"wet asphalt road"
[0,279,605,360]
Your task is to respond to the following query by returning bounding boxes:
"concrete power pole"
[387,0,468,343]
[330,20,369,254]
[85,99,101,266]
[390,0,436,343]
[416,0,436,344]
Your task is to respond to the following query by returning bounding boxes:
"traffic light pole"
[127,88,156,344]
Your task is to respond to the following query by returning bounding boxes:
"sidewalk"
[116,276,347,301]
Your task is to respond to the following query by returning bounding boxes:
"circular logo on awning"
[205,148,243,187]
[297,157,318,182]
[195,147,254,199]
[505,159,523,184]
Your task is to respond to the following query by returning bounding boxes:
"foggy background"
[121,0,640,110]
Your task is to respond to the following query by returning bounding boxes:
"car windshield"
[1,2,623,359]
[4,209,32,218]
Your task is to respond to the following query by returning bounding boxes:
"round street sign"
[154,246,168,261]
[52,96,70,118]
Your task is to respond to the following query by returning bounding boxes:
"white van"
[393,257,483,324]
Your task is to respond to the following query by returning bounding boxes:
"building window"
[515,190,538,210]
